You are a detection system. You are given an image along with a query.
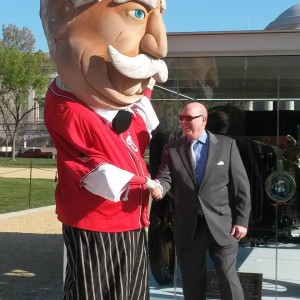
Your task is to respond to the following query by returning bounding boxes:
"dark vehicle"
[0,151,12,157]
[148,194,175,284]
[18,148,54,158]
[148,107,300,285]
[148,130,177,285]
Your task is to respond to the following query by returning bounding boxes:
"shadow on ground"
[0,232,63,300]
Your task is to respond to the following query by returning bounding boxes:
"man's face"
[180,103,207,140]
[43,0,168,108]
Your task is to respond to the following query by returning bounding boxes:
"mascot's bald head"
[40,0,168,109]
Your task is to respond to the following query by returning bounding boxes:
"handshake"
[144,177,163,200]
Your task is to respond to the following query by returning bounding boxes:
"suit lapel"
[200,132,219,188]
[177,138,196,184]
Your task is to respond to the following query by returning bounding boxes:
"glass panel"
[274,57,300,299]
[148,55,300,299]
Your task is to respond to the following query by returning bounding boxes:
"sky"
[0,0,299,52]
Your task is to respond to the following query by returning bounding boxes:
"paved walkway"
[1,206,299,299]
[0,167,57,180]
[0,206,181,300]
[0,206,63,300]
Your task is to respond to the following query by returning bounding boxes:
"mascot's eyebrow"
[114,0,166,12]
[66,0,166,12]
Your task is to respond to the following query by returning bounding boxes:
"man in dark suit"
[150,102,251,300]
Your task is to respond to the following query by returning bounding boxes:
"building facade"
[149,27,300,300]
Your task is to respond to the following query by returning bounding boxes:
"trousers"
[62,225,149,300]
[176,216,244,300]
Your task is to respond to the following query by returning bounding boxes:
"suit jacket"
[156,131,251,248]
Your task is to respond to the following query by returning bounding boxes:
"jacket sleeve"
[155,145,172,197]
[81,163,147,201]
[229,140,251,227]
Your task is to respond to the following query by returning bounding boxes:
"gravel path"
[0,167,57,180]
[0,206,63,300]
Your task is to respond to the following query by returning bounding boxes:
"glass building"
[148,4,300,299]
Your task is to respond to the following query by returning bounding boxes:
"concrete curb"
[0,205,55,220]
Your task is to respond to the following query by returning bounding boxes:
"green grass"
[0,157,57,168]
[0,178,56,214]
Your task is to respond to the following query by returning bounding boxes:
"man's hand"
[144,178,163,200]
[150,186,163,200]
[230,225,248,240]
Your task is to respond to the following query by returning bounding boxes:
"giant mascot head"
[40,0,168,109]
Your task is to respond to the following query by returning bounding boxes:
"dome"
[265,3,300,30]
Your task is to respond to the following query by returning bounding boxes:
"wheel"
[148,196,175,285]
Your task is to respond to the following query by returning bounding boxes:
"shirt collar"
[196,130,208,145]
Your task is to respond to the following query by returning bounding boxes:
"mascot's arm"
[47,97,149,202]
[81,163,147,202]
[47,97,148,202]
[80,82,158,201]
[46,79,156,202]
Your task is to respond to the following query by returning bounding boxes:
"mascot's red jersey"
[45,79,157,232]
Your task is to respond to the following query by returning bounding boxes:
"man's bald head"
[182,102,208,119]
[180,102,208,140]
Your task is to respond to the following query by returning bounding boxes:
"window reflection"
[149,55,300,299]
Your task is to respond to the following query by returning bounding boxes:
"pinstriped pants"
[62,225,149,300]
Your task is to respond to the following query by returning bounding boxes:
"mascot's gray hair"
[40,0,101,61]
[69,0,100,7]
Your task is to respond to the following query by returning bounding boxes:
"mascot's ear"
[112,111,132,134]
[46,0,76,38]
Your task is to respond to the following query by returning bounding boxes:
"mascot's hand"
[145,178,163,199]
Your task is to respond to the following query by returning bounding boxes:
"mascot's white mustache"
[108,45,168,83]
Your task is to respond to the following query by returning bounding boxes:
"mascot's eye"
[131,9,145,19]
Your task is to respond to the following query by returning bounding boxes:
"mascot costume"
[40,0,168,299]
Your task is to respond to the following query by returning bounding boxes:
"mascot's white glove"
[147,77,156,90]
[145,177,163,199]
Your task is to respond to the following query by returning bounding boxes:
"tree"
[0,25,53,160]
[0,102,14,156]
[1,24,35,53]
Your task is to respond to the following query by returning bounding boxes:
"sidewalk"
[0,206,177,300]
[0,206,63,300]
[1,206,300,299]
[0,167,57,180]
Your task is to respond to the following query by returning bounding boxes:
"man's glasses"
[179,115,205,122]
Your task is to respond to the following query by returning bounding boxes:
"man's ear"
[46,0,76,38]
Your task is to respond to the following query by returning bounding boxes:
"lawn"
[0,157,57,168]
[0,178,56,214]
[0,157,56,214]
[0,157,57,214]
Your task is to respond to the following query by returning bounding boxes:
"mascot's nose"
[140,7,168,59]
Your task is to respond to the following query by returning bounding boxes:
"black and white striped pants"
[62,225,149,300]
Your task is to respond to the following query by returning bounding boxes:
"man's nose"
[140,7,168,58]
